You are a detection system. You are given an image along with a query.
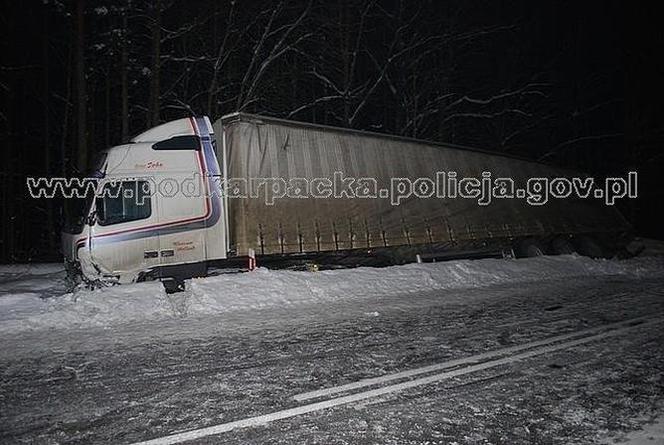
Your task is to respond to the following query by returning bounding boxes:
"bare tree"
[75,0,87,171]
[120,1,130,141]
[148,0,162,126]
[235,1,312,111]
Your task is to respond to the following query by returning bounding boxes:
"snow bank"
[0,263,68,327]
[0,263,65,276]
[1,255,663,334]
[187,255,664,313]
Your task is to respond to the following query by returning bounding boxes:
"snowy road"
[1,258,664,444]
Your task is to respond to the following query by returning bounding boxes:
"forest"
[1,0,662,262]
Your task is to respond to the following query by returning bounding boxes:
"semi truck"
[61,112,631,289]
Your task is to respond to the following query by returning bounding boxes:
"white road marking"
[130,316,662,445]
[293,314,655,401]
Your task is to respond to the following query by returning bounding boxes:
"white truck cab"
[62,117,226,285]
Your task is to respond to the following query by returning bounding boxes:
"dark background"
[1,0,662,262]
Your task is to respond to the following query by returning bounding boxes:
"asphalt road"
[1,275,664,444]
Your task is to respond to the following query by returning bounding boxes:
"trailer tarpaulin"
[214,113,629,257]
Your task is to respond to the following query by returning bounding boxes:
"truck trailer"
[61,112,631,288]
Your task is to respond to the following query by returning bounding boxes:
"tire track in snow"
[129,314,664,445]
[292,313,660,401]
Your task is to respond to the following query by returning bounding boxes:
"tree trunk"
[340,0,350,126]
[207,0,220,116]
[148,0,161,126]
[121,4,129,141]
[75,0,87,172]
[43,5,55,252]
[105,68,110,148]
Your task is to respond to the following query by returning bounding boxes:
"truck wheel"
[515,239,545,258]
[572,235,605,258]
[551,237,576,255]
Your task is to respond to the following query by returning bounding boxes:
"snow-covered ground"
[1,255,663,335]
[601,411,664,444]
[1,252,664,444]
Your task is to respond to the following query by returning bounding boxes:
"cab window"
[97,180,151,226]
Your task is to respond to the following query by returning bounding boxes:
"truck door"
[155,170,207,272]
[88,179,160,282]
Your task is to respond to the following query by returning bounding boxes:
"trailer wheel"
[515,239,545,258]
[551,237,576,255]
[572,235,605,258]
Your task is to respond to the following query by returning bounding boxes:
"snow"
[600,410,664,444]
[189,255,664,313]
[1,254,663,335]
[1,254,664,443]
